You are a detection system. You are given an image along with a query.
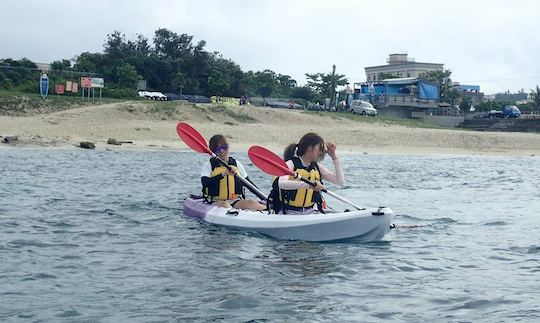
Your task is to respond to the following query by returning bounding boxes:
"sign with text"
[91,77,104,88]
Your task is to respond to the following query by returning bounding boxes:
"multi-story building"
[365,53,444,82]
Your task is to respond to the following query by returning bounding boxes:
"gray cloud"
[1,0,539,93]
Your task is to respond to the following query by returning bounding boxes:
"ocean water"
[1,147,539,322]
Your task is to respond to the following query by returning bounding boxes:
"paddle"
[176,122,267,201]
[248,145,364,211]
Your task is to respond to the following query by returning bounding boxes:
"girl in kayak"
[269,133,344,214]
[200,134,266,211]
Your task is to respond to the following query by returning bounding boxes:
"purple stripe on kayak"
[183,198,214,220]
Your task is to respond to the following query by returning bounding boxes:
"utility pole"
[330,64,337,107]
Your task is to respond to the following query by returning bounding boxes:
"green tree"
[172,72,186,93]
[458,96,472,115]
[73,52,103,73]
[208,69,230,96]
[255,69,277,98]
[50,59,72,71]
[530,85,540,114]
[421,69,460,105]
[153,28,194,59]
[115,62,141,87]
[306,64,348,105]
[290,86,315,101]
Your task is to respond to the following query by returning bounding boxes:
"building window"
[407,73,410,77]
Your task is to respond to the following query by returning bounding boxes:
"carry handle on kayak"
[176,122,267,201]
[248,145,364,211]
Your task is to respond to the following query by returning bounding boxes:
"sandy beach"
[1,101,539,156]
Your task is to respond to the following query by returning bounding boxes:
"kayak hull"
[183,197,393,242]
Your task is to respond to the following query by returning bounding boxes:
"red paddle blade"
[248,145,294,177]
[176,122,212,155]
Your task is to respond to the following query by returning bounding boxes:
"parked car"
[138,91,167,101]
[350,100,377,116]
[502,105,521,118]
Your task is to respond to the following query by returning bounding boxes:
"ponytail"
[283,143,297,161]
[283,132,326,162]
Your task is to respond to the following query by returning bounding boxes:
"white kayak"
[183,197,393,242]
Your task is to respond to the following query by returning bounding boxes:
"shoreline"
[1,138,537,157]
[1,101,539,157]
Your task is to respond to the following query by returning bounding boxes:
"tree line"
[0,28,347,103]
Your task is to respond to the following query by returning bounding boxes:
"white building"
[365,53,444,82]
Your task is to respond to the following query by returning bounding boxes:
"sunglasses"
[213,144,229,154]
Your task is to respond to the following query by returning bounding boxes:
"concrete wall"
[460,118,540,132]
[376,106,411,118]
[422,115,465,127]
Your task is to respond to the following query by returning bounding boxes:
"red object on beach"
[55,84,65,95]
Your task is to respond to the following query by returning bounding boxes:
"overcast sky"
[1,0,539,94]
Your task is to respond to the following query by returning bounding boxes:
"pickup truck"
[475,106,521,119]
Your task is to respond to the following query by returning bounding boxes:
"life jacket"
[203,157,245,201]
[267,156,323,214]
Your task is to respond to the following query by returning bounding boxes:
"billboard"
[91,77,104,88]
[55,84,65,95]
[81,77,92,88]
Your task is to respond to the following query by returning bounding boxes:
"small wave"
[393,214,422,221]
[217,295,260,309]
[424,217,458,224]
[449,297,521,310]
[483,220,508,226]
[7,239,78,248]
[372,311,401,320]
[55,309,81,318]
[37,219,77,228]
[21,273,57,281]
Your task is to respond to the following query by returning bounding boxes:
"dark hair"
[209,134,227,153]
[283,132,326,161]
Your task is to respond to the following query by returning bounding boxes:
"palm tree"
[530,85,540,114]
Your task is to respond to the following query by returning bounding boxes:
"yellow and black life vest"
[203,157,245,201]
[267,156,323,213]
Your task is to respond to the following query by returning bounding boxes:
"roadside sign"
[81,77,92,88]
[40,74,49,98]
[91,77,104,88]
[55,84,65,95]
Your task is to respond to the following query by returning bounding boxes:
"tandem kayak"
[183,197,393,242]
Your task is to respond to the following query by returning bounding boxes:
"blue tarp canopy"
[418,81,438,100]
[357,77,439,101]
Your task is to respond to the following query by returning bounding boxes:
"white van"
[350,100,377,116]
